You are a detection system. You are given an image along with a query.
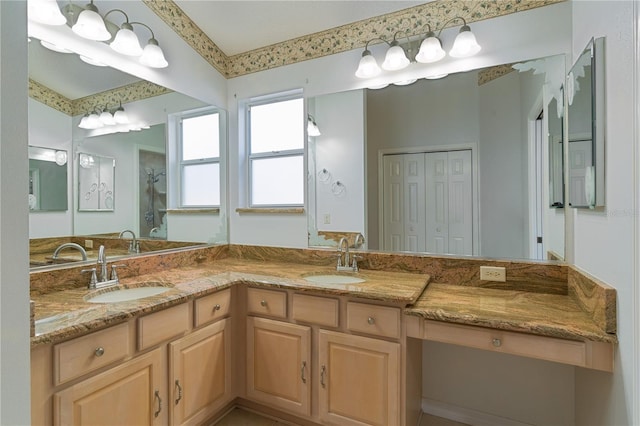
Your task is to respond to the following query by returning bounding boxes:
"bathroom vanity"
[30,245,616,425]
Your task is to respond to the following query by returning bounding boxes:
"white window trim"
[246,93,305,208]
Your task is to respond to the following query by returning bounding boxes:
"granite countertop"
[405,283,617,344]
[31,258,430,347]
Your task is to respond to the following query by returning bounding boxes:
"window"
[179,111,220,207]
[248,97,304,206]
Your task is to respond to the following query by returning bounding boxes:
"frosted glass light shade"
[99,110,116,125]
[113,108,129,124]
[110,24,143,56]
[28,0,66,25]
[139,40,168,68]
[381,44,409,71]
[355,50,381,78]
[72,4,110,41]
[307,119,321,137]
[449,26,481,58]
[86,113,104,129]
[415,35,446,63]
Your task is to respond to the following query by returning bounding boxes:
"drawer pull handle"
[260,300,267,307]
[213,304,221,311]
[320,364,326,388]
[174,380,183,405]
[154,390,162,417]
[94,347,105,357]
[492,338,502,347]
[367,316,375,325]
[301,361,307,383]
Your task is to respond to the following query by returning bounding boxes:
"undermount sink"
[303,274,366,285]
[86,286,171,303]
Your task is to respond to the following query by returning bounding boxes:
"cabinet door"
[246,317,311,416]
[169,318,232,425]
[54,348,164,426]
[319,330,400,426]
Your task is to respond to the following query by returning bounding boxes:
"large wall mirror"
[567,37,605,208]
[308,54,566,261]
[28,31,228,269]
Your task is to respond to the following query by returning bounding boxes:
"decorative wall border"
[477,63,516,86]
[71,80,172,116]
[28,79,73,116]
[144,0,565,79]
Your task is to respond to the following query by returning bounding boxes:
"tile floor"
[214,408,469,426]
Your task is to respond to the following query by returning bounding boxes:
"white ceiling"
[28,0,425,100]
[175,1,426,56]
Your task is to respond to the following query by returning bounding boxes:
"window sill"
[167,208,220,215]
[235,207,305,215]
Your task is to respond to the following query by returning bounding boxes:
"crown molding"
[478,63,516,86]
[28,79,73,115]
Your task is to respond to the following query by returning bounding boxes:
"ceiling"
[28,0,425,100]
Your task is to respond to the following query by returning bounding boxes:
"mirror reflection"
[308,54,566,261]
[28,33,228,269]
[567,37,605,209]
[28,146,68,212]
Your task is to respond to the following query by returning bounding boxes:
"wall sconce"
[308,114,321,137]
[28,0,169,68]
[355,17,481,79]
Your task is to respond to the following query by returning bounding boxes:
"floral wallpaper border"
[144,0,564,78]
[28,80,172,117]
[478,63,516,86]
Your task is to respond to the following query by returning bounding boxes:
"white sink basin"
[86,286,170,303]
[303,274,366,285]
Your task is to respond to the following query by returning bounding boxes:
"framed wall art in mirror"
[567,37,605,208]
[78,153,115,211]
[28,146,68,212]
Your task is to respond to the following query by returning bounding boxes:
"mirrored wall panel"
[28,146,68,211]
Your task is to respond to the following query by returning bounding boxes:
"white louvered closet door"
[383,150,472,255]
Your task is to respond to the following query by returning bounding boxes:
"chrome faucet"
[354,233,365,249]
[337,237,358,272]
[82,245,122,290]
[119,229,139,253]
[97,245,108,282]
[52,243,88,261]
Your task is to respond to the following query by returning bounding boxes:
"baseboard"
[422,398,534,426]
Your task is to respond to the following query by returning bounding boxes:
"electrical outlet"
[480,266,506,282]
[323,214,331,224]
[84,239,93,249]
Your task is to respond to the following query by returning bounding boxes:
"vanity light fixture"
[307,114,321,137]
[355,17,481,80]
[106,9,143,56]
[78,102,130,130]
[29,0,169,69]
[72,1,111,41]
[28,0,67,26]
[113,101,130,125]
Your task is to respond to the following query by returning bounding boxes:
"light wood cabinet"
[53,348,164,426]
[318,329,401,426]
[246,316,311,417]
[169,318,232,425]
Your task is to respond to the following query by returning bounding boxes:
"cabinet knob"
[492,338,502,347]
[367,316,375,325]
[213,304,221,311]
[94,347,105,357]
[260,300,267,307]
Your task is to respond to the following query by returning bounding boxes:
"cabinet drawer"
[54,322,131,386]
[292,294,339,327]
[138,303,190,350]
[347,302,401,339]
[423,320,588,367]
[195,288,231,327]
[247,288,287,319]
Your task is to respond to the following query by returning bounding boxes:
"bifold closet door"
[425,150,472,255]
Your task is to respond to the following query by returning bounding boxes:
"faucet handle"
[110,264,127,281]
[351,254,363,272]
[81,268,98,289]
